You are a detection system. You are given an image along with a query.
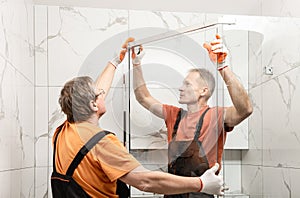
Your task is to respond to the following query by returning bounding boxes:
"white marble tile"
[0,168,34,198]
[290,168,300,197]
[262,0,300,18]
[242,86,263,165]
[219,161,242,194]
[225,120,249,149]
[262,67,300,168]
[34,5,49,86]
[0,1,34,83]
[36,136,49,167]
[35,167,49,198]
[241,165,263,198]
[0,63,34,170]
[35,87,50,167]
[0,171,13,197]
[260,17,300,82]
[248,31,264,89]
[21,168,35,197]
[262,166,292,197]
[129,10,206,30]
[16,75,35,168]
[47,6,129,87]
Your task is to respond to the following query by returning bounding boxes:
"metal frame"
[127,22,235,48]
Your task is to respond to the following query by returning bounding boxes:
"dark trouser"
[167,140,213,198]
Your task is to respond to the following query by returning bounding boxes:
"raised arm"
[132,46,165,119]
[95,37,134,100]
[203,34,253,127]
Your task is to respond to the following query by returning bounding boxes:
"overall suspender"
[172,107,210,139]
[52,127,112,176]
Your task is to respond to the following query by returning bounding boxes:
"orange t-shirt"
[52,121,140,198]
[163,104,233,169]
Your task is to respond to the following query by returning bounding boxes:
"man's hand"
[110,37,135,68]
[132,45,145,66]
[199,163,228,195]
[203,34,229,71]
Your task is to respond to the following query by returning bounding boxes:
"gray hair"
[189,68,215,99]
[59,76,96,123]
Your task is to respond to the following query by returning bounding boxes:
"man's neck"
[186,101,207,114]
[85,114,100,126]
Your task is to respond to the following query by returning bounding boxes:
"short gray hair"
[189,68,215,99]
[59,76,96,123]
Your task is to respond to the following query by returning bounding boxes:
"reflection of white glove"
[110,37,135,68]
[199,163,226,195]
[132,46,145,66]
[203,34,229,71]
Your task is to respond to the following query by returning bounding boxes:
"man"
[51,38,226,197]
[132,34,253,197]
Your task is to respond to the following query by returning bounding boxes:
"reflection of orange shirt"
[163,104,233,169]
[52,121,140,198]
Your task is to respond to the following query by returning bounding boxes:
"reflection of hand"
[110,37,135,68]
[132,46,145,66]
[203,34,229,71]
[199,163,228,195]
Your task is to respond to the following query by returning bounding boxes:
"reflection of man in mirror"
[133,34,253,198]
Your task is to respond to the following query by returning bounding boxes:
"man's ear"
[90,100,98,111]
[200,87,209,97]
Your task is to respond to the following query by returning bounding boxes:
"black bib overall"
[165,108,214,198]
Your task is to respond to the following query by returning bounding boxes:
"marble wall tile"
[35,167,49,198]
[260,17,300,83]
[0,171,14,197]
[0,0,34,197]
[0,64,34,170]
[0,168,34,198]
[290,168,300,197]
[262,66,300,168]
[222,150,244,194]
[241,165,263,198]
[242,86,263,165]
[16,73,35,168]
[0,2,34,83]
[47,6,129,87]
[262,166,292,197]
[262,0,300,18]
[248,30,263,89]
[35,87,50,167]
[21,168,35,197]
[34,5,48,87]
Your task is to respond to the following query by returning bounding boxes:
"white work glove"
[203,34,229,71]
[132,46,145,66]
[199,163,227,195]
[110,37,135,68]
